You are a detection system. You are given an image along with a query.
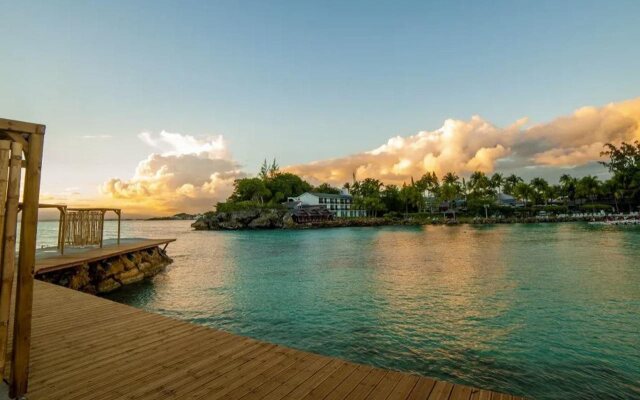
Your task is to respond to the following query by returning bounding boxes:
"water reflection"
[86,221,640,399]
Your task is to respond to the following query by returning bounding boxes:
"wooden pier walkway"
[35,238,176,274]
[8,281,524,399]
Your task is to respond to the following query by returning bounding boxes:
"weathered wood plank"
[35,238,176,273]
[427,380,454,400]
[407,376,437,399]
[18,281,522,400]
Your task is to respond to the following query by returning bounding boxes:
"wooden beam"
[117,210,121,245]
[0,118,40,134]
[11,126,44,398]
[0,141,23,380]
[0,132,29,155]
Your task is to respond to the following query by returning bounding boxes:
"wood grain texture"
[17,281,522,400]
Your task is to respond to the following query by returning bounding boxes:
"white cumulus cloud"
[100,131,245,213]
[287,98,640,184]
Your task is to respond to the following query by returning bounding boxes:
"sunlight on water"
[39,220,638,400]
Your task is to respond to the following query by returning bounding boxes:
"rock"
[105,259,126,276]
[229,209,260,225]
[121,255,137,270]
[282,212,296,228]
[191,218,209,230]
[69,264,91,290]
[248,209,280,228]
[97,278,121,293]
[82,284,97,295]
[139,261,166,277]
[115,268,144,285]
[218,220,243,230]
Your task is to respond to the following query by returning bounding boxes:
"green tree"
[381,185,402,212]
[530,177,550,205]
[229,178,271,204]
[513,182,533,207]
[600,141,640,211]
[399,183,423,215]
[351,178,384,216]
[259,159,269,181]
[576,175,601,204]
[559,174,578,202]
[490,173,504,194]
[442,172,460,186]
[468,171,493,199]
[503,174,523,195]
[265,172,312,203]
[313,183,340,194]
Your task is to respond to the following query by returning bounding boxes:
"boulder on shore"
[192,208,289,230]
[97,278,121,293]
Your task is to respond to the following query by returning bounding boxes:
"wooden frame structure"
[65,208,121,249]
[0,118,45,398]
[19,205,121,255]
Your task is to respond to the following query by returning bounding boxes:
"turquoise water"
[38,221,640,399]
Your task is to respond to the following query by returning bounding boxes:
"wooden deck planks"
[35,238,175,274]
[19,281,522,399]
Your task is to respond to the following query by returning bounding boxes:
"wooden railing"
[0,118,45,399]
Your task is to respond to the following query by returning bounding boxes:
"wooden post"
[0,141,11,277]
[0,141,23,380]
[117,210,121,245]
[99,210,105,248]
[60,207,66,255]
[11,126,44,398]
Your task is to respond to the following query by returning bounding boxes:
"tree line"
[219,141,640,216]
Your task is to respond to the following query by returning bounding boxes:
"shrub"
[215,201,284,213]
[580,203,613,212]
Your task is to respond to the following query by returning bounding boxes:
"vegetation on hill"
[214,142,640,217]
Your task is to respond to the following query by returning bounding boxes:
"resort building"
[287,190,367,218]
[496,193,517,206]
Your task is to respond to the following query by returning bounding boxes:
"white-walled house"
[287,190,367,218]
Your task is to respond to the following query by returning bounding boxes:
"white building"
[287,190,367,218]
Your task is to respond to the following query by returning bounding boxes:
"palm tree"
[468,171,493,198]
[503,174,523,195]
[490,173,504,194]
[442,172,460,186]
[530,177,550,205]
[577,175,601,204]
[559,174,577,202]
[513,182,533,207]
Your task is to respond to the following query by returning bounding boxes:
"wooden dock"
[35,238,176,274]
[8,281,524,399]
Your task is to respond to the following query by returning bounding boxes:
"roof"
[497,193,516,201]
[292,205,334,217]
[307,192,352,199]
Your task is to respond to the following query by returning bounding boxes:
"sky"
[1,1,640,216]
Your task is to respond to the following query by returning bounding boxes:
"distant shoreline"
[192,209,638,231]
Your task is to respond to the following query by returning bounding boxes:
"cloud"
[63,97,640,216]
[100,131,245,214]
[286,98,640,185]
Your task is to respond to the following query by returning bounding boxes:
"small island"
[147,212,198,221]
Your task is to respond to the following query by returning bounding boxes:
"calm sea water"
[36,220,640,399]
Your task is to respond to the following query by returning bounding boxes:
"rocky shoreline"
[191,208,617,230]
[37,246,173,294]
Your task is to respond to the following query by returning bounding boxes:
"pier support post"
[11,126,44,398]
[0,141,23,380]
